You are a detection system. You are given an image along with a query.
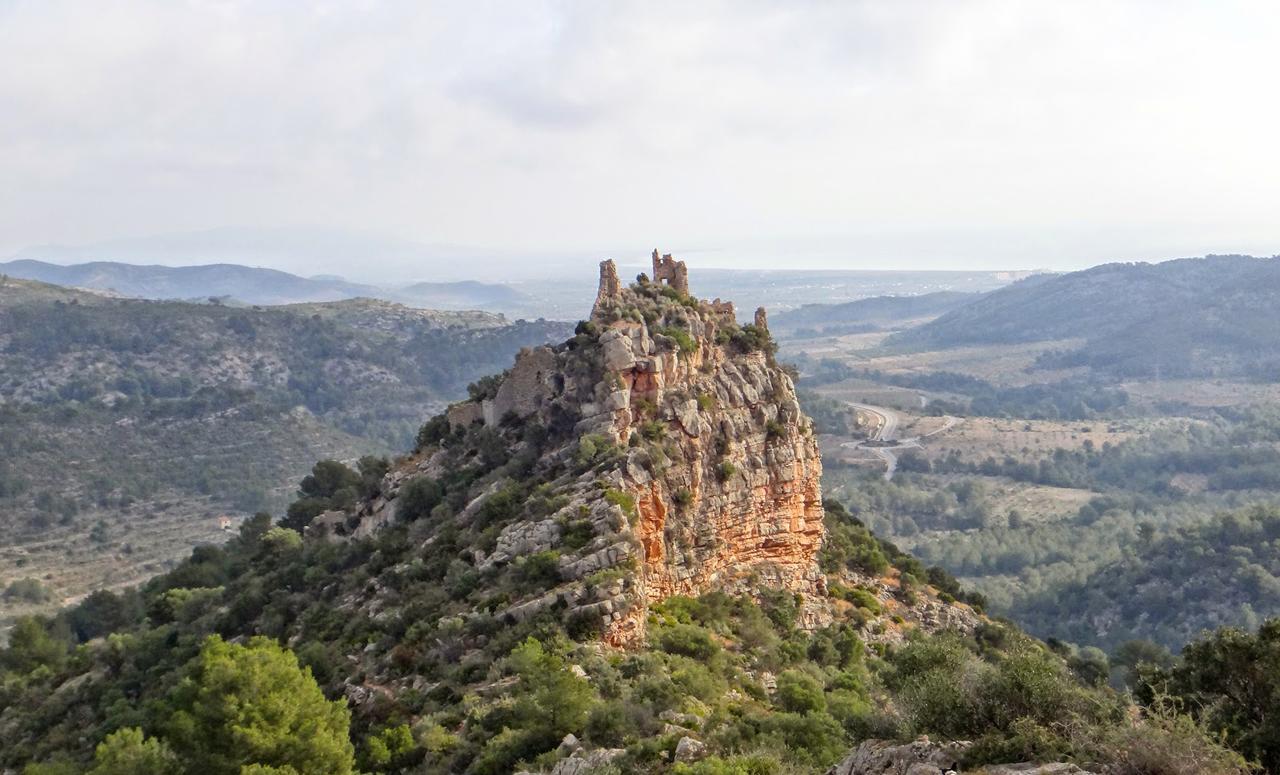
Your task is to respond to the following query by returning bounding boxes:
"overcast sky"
[2,0,1278,272]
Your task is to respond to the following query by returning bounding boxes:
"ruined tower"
[595,259,621,311]
[651,249,689,296]
[754,306,769,330]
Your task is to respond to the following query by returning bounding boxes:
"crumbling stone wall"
[651,249,689,296]
[709,299,736,318]
[595,259,621,310]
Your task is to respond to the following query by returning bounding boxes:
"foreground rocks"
[826,739,1099,775]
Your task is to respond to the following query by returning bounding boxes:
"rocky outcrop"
[826,739,1099,775]
[429,253,828,645]
[582,258,827,644]
[332,252,829,645]
[827,738,969,775]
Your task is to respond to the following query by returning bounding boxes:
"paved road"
[846,402,899,441]
[838,402,958,480]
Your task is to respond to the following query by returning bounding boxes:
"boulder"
[550,748,626,775]
[674,736,707,763]
[600,329,636,371]
[982,766,1098,775]
[826,738,969,775]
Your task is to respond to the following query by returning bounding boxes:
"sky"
[2,0,1278,274]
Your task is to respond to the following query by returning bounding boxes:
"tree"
[165,635,355,775]
[66,589,143,642]
[1,616,66,673]
[1148,619,1280,771]
[298,460,359,500]
[87,728,179,775]
[472,638,595,774]
[397,476,443,521]
[775,669,827,714]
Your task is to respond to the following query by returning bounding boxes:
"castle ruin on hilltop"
[596,249,743,321]
[650,249,689,295]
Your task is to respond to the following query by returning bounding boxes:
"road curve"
[837,402,958,480]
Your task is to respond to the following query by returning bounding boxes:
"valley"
[780,256,1280,653]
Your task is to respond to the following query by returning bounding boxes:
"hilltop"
[889,254,1280,379]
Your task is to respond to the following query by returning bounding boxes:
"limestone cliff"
[586,258,827,643]
[334,252,826,646]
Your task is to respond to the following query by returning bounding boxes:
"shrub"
[516,551,562,588]
[3,578,53,604]
[716,461,737,482]
[658,624,720,660]
[641,420,668,441]
[659,326,699,355]
[604,488,638,523]
[398,477,443,521]
[775,670,826,714]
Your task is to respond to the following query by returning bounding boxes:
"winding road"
[839,402,958,480]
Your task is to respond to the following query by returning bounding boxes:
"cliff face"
[586,260,826,643]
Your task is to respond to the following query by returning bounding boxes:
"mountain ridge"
[0,258,528,311]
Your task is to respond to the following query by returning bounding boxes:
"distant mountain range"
[0,258,529,312]
[889,254,1280,379]
[771,290,979,333]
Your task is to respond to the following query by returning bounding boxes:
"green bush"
[398,477,444,521]
[658,326,699,355]
[658,624,721,660]
[774,670,826,714]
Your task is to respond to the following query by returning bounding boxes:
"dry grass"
[1,492,234,626]
[925,416,1144,463]
[1123,378,1280,409]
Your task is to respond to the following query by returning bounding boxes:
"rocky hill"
[0,257,1253,775]
[889,254,1280,379]
[322,255,830,646]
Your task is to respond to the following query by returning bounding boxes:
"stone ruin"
[753,306,768,330]
[651,249,689,296]
[454,252,774,436]
[595,258,621,308]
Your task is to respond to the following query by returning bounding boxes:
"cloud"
[0,0,1277,270]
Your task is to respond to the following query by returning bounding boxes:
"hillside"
[0,256,1253,775]
[889,255,1280,379]
[0,277,572,616]
[1010,503,1280,652]
[0,258,529,310]
[772,291,978,335]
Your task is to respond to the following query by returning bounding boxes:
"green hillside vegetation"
[890,255,1280,379]
[0,280,1255,772]
[0,443,1252,774]
[817,405,1280,653]
[0,277,571,617]
[1013,504,1280,652]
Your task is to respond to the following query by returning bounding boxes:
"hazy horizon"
[3,2,1279,272]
